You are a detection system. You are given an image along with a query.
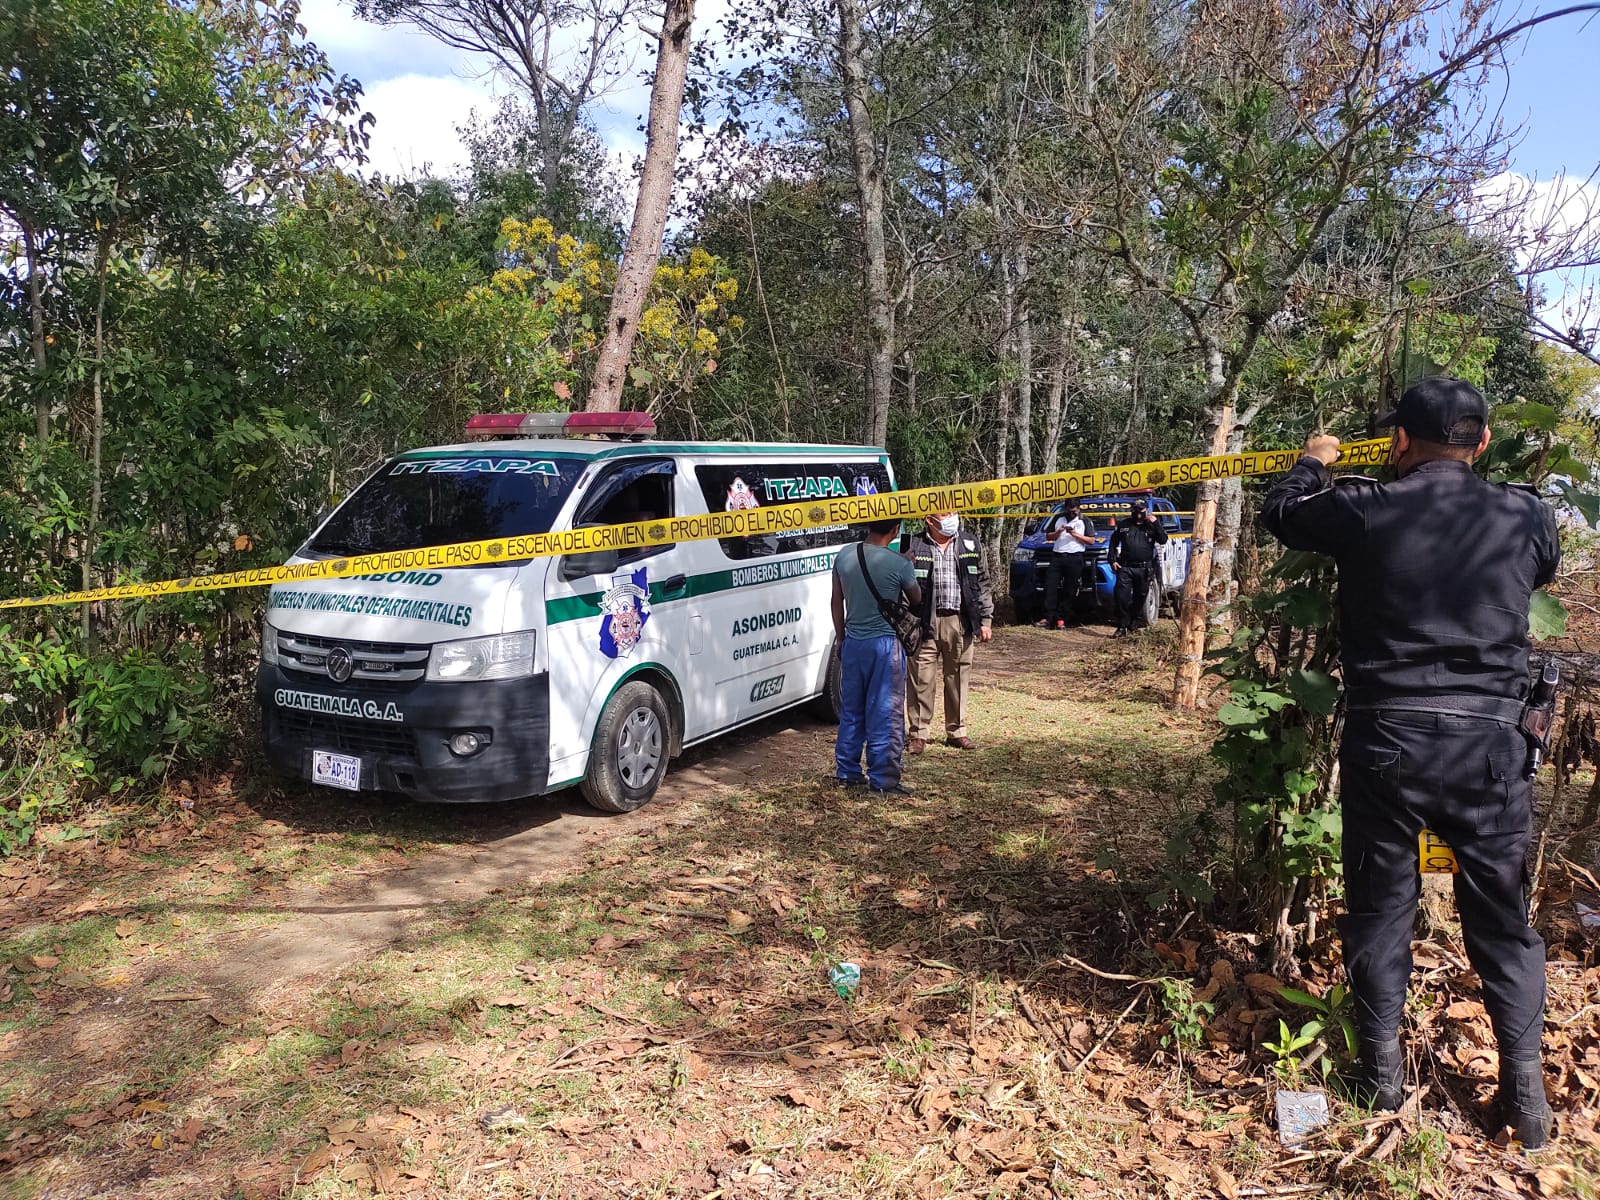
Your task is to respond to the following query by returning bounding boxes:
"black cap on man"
[1376,376,1489,446]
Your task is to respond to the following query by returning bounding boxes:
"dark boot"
[1497,1057,1552,1150]
[1356,1033,1405,1111]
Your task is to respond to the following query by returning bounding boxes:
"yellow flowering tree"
[474,218,741,414]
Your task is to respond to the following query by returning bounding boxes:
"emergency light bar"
[464,411,656,440]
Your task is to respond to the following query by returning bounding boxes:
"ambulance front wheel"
[582,681,670,813]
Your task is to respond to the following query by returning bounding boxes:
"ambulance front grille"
[277,631,430,685]
[276,711,417,760]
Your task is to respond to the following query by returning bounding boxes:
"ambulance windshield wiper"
[306,540,369,558]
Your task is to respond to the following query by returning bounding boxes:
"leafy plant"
[1156,978,1215,1052]
[1262,1018,1320,1087]
[1278,981,1358,1062]
[1205,552,1344,967]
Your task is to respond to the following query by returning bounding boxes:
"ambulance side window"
[576,459,676,564]
[694,462,893,561]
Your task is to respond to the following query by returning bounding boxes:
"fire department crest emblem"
[599,568,651,659]
[725,476,760,511]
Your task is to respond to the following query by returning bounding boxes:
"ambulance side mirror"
[560,546,620,581]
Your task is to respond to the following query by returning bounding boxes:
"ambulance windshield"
[306,455,586,557]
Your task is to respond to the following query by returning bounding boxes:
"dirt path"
[206,629,1090,996]
[209,717,837,992]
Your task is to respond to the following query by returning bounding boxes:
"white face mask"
[937,515,959,537]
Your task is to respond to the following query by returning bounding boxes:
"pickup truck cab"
[257,412,893,812]
[1009,493,1191,625]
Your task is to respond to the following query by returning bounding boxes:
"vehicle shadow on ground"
[240,703,842,848]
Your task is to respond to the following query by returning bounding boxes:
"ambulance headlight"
[261,620,280,666]
[426,631,537,682]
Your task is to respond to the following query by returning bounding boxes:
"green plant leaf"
[1529,588,1567,641]
[1556,482,1600,527]
[1285,669,1339,716]
[1215,701,1260,726]
[1277,986,1321,1010]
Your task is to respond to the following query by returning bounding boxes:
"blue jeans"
[835,635,906,789]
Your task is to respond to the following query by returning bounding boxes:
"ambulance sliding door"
[691,460,893,725]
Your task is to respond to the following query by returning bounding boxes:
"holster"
[1519,700,1556,777]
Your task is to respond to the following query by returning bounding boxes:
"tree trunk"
[23,223,49,442]
[988,245,1016,574]
[587,0,695,412]
[1041,312,1069,476]
[1014,241,1033,477]
[838,0,894,447]
[1173,346,1234,710]
[83,244,110,648]
[1207,423,1247,640]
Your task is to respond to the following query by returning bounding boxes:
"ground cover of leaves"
[1,625,1597,1199]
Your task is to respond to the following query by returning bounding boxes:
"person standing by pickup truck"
[1108,499,1168,636]
[1037,501,1096,630]
[1258,377,1561,1148]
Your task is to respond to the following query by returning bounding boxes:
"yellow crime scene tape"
[1419,829,1460,874]
[0,438,1393,611]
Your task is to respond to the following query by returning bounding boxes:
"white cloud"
[298,0,743,209]
[361,74,499,178]
[1473,171,1600,335]
[298,0,476,81]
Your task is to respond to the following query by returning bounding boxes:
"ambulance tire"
[582,681,670,813]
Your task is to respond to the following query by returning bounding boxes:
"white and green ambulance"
[256,413,895,811]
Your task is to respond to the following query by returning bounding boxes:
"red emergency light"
[464,411,656,441]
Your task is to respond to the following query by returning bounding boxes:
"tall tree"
[1026,0,1524,707]
[836,0,894,447]
[589,0,696,410]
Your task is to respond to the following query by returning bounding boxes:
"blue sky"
[1500,8,1600,179]
[297,0,683,179]
[300,0,1597,186]
[297,0,1598,320]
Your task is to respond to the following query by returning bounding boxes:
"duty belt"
[1345,692,1525,726]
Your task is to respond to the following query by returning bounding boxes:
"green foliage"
[72,647,214,781]
[1155,978,1215,1052]
[0,627,215,793]
[1262,1018,1321,1087]
[1277,982,1358,1062]
[1529,589,1569,641]
[1205,554,1344,956]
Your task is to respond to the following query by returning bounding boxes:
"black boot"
[1356,1033,1405,1111]
[1498,1057,1553,1150]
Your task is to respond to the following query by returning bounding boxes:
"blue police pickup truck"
[1008,494,1191,625]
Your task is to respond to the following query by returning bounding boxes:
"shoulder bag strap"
[856,541,894,608]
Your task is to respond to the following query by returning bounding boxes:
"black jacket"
[1259,457,1560,716]
[1109,515,1168,566]
[903,525,994,636]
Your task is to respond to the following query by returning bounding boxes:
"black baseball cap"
[1376,377,1488,446]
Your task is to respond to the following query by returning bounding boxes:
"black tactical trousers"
[1044,553,1088,623]
[1114,563,1153,630]
[1339,710,1546,1059]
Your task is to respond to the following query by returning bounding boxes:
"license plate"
[311,750,362,791]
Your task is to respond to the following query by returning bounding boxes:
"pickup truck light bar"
[465,411,656,440]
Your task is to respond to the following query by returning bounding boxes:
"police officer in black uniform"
[1108,498,1168,636]
[1259,377,1560,1148]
